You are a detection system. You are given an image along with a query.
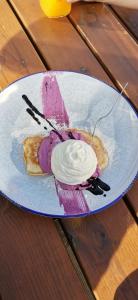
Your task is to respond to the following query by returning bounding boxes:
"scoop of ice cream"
[38,130,85,173]
[51,139,97,185]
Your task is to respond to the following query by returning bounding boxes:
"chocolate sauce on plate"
[87,177,110,195]
[22,94,64,142]
[68,132,75,139]
[26,108,41,125]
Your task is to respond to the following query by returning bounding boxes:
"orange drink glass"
[40,0,71,18]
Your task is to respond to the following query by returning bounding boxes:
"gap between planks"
[110,5,138,43]
[6,0,138,224]
[67,14,122,93]
[54,219,96,300]
[124,196,138,224]
[6,0,50,70]
[67,11,137,109]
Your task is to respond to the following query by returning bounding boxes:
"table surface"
[0,1,138,300]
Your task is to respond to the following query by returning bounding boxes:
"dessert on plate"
[23,128,109,195]
[22,74,110,215]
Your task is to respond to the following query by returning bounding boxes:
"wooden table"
[0,1,138,299]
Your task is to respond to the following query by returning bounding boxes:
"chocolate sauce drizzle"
[68,131,75,139]
[22,94,64,142]
[79,177,110,196]
[87,177,110,196]
[22,94,111,197]
[51,130,64,142]
[26,108,41,125]
[22,95,45,119]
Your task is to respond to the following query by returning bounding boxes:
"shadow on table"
[62,200,136,295]
[114,270,138,300]
[0,16,93,87]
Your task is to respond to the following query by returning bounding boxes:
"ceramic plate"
[0,71,137,218]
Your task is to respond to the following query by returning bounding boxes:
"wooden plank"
[9,0,111,85]
[62,201,138,300]
[0,197,89,300]
[0,0,45,89]
[68,2,138,107]
[127,180,138,218]
[111,6,138,40]
[0,2,91,300]
[9,0,138,220]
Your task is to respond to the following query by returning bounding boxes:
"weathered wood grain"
[112,6,138,40]
[0,0,45,89]
[62,201,138,300]
[69,2,138,107]
[9,0,111,84]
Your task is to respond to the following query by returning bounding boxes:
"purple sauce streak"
[38,136,52,174]
[42,75,69,126]
[39,73,92,215]
[55,180,89,215]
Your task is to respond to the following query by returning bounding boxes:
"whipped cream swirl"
[51,140,97,185]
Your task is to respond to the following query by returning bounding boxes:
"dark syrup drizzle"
[87,178,110,195]
[26,108,41,125]
[68,132,75,139]
[22,94,64,142]
[51,130,64,142]
[88,177,110,191]
[22,94,45,119]
[23,94,111,196]
[26,108,47,130]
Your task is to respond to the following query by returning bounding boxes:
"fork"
[92,83,128,136]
